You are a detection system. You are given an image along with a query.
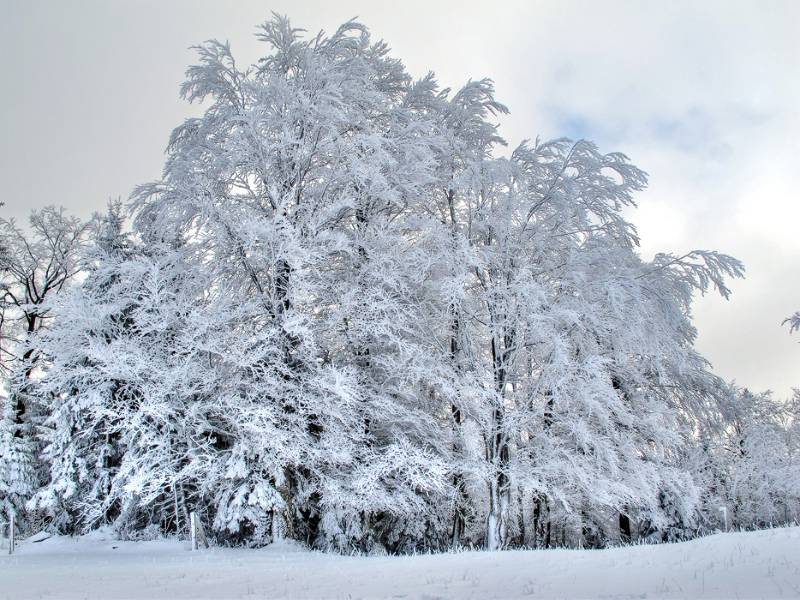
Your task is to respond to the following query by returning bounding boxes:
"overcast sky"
[2,0,798,397]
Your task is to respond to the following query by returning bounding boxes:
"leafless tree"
[0,207,87,424]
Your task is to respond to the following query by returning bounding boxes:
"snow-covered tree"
[33,203,138,532]
[0,388,37,523]
[127,16,457,549]
[710,386,800,528]
[29,15,756,552]
[0,207,87,526]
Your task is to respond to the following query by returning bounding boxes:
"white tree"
[440,137,742,549]
[33,203,141,532]
[127,15,457,548]
[426,77,509,548]
[31,15,754,552]
[0,207,86,527]
[713,386,800,528]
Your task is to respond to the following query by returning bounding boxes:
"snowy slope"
[1,526,798,599]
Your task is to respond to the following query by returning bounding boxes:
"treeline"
[1,16,798,552]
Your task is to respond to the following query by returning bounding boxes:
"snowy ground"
[1,527,799,599]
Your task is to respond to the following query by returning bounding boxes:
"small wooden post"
[8,513,15,555]
[190,511,197,551]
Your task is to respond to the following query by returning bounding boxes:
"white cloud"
[485,0,800,396]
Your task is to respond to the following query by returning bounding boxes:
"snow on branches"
[2,15,795,553]
[785,312,800,334]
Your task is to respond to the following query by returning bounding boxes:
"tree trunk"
[449,312,467,547]
[485,319,512,550]
[12,317,38,434]
[274,257,297,540]
[619,511,632,543]
[486,405,510,550]
[445,188,468,548]
[532,494,552,548]
[450,405,466,547]
[272,468,295,541]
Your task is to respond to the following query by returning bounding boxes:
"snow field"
[1,526,798,599]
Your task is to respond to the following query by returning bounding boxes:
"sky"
[1,0,798,397]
